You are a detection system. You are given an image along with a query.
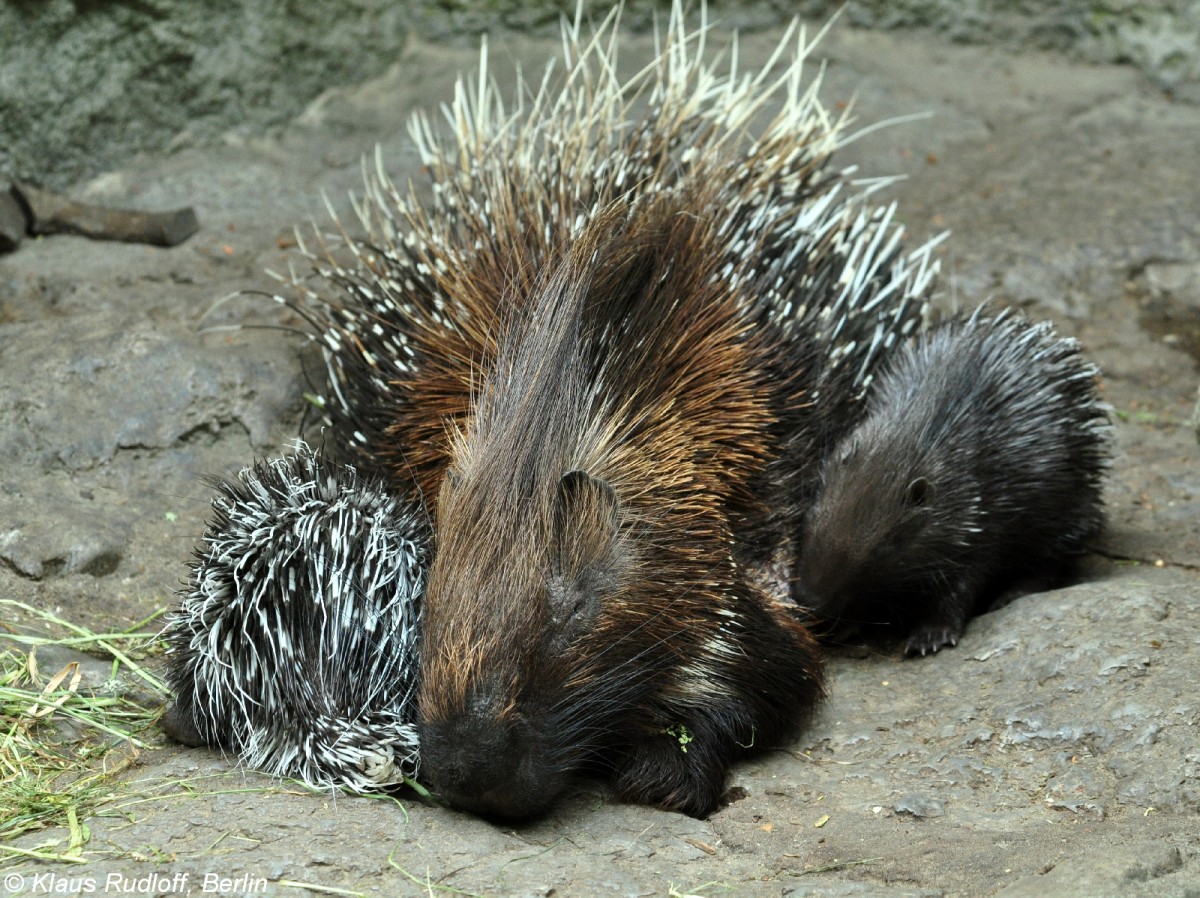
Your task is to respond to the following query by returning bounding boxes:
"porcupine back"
[417,187,840,819]
[795,309,1112,656]
[280,5,943,525]
[273,7,945,818]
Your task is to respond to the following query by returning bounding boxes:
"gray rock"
[0,1,407,190]
[790,0,1200,100]
[0,309,298,475]
[893,795,945,818]
[994,841,1191,898]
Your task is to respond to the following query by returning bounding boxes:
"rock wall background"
[3,1,1198,189]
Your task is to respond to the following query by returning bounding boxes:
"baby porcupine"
[274,7,943,818]
[795,309,1112,656]
[161,444,426,792]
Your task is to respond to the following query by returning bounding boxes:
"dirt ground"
[2,15,1199,898]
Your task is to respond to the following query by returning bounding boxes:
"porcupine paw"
[612,729,728,817]
[160,699,207,747]
[903,623,961,657]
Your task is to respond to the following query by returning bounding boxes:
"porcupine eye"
[547,470,623,647]
[885,476,935,555]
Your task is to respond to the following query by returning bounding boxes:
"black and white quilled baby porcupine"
[162,445,426,792]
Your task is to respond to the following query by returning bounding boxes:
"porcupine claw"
[904,624,961,657]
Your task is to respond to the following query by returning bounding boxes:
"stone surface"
[793,0,1200,100]
[0,189,25,253]
[0,0,407,190]
[1,15,1199,898]
[4,2,1200,192]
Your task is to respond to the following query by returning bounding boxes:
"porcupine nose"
[418,712,563,821]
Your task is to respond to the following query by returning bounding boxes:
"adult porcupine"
[161,444,426,792]
[278,7,943,817]
[794,309,1112,657]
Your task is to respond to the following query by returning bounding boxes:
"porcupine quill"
[267,5,942,818]
[172,4,949,815]
[161,444,426,792]
[795,309,1112,656]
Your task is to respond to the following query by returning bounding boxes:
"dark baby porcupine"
[161,444,427,792]
[794,309,1112,657]
[275,8,943,818]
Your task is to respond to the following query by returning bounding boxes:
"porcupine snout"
[418,701,565,821]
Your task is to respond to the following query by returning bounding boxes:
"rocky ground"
[1,15,1199,898]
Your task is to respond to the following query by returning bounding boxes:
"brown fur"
[413,194,824,819]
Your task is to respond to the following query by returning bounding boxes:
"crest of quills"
[162,4,1110,818]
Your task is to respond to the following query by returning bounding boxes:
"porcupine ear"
[553,470,620,563]
[904,477,934,508]
[548,470,623,632]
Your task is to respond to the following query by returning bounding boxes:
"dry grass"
[0,599,168,863]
